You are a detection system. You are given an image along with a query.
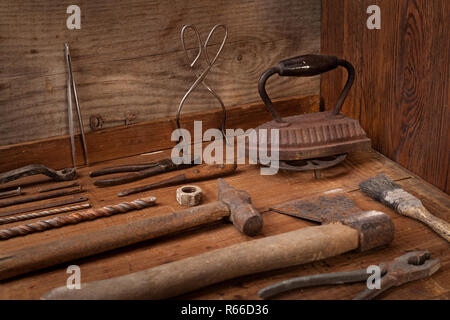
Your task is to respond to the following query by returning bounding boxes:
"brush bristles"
[360,174,424,214]
[359,174,401,204]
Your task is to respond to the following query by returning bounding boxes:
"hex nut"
[176,185,202,207]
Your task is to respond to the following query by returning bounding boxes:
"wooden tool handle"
[41,223,359,300]
[401,206,450,242]
[183,163,237,180]
[118,163,237,196]
[0,202,230,281]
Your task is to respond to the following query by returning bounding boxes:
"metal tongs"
[177,24,228,144]
[258,251,440,300]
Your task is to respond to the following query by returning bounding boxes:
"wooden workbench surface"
[0,149,449,300]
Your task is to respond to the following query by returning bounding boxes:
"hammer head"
[270,194,394,251]
[218,179,263,236]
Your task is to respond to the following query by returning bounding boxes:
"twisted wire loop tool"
[176,24,229,149]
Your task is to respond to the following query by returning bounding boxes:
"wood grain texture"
[0,0,321,145]
[0,149,448,299]
[321,0,450,193]
[0,95,319,172]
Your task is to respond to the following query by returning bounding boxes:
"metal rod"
[0,187,84,208]
[0,196,88,217]
[258,268,370,299]
[39,182,80,193]
[0,203,91,225]
[65,43,89,166]
[0,197,156,240]
[0,187,22,199]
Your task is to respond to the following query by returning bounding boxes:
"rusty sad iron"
[248,54,371,171]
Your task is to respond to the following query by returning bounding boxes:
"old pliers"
[258,251,440,300]
[89,158,196,187]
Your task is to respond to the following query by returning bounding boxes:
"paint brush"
[359,174,449,242]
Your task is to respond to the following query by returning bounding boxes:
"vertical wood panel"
[0,0,321,145]
[321,0,449,193]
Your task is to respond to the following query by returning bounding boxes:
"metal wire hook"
[176,24,229,147]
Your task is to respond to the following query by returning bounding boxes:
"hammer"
[0,179,262,281]
[41,194,394,299]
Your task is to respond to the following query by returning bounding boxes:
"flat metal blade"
[270,194,362,224]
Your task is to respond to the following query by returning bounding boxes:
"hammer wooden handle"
[42,223,359,299]
[0,202,230,281]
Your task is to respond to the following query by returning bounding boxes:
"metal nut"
[176,185,202,207]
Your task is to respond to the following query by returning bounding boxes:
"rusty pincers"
[258,251,440,300]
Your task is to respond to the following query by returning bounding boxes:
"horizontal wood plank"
[0,0,321,145]
[0,95,319,172]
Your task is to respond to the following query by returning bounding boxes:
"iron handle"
[258,54,355,122]
[278,54,339,77]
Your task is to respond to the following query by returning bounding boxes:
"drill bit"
[0,197,157,240]
[0,203,91,225]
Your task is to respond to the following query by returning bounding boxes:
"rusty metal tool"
[360,174,450,242]
[38,182,80,193]
[258,251,440,300]
[0,164,77,185]
[247,54,371,171]
[90,163,162,177]
[0,203,91,225]
[177,24,228,143]
[89,112,136,131]
[65,43,89,166]
[118,163,237,196]
[0,179,262,281]
[0,197,156,240]
[40,194,393,300]
[91,158,196,187]
[0,196,88,217]
[0,187,22,199]
[269,193,394,252]
[0,187,84,208]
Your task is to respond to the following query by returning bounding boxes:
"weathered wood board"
[0,149,448,300]
[0,0,321,145]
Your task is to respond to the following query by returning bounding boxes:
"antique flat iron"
[249,54,371,171]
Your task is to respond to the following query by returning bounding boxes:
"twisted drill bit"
[0,203,91,225]
[0,197,156,240]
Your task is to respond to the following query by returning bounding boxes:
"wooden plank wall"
[321,0,449,193]
[0,0,321,146]
[0,95,320,172]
